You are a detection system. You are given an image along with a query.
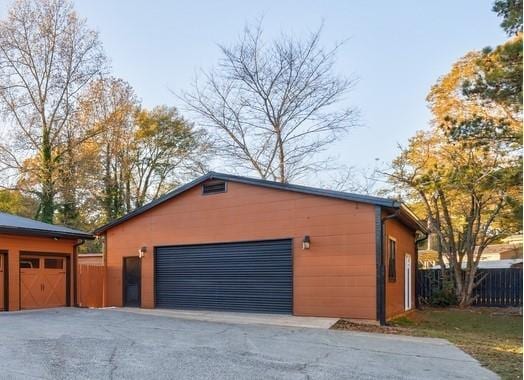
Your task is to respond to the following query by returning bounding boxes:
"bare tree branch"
[0,0,106,222]
[179,21,357,183]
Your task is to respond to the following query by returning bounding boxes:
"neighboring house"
[418,234,440,269]
[0,212,92,311]
[94,172,426,324]
[429,259,523,269]
[501,234,523,246]
[476,259,523,269]
[418,233,523,269]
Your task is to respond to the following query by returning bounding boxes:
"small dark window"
[388,238,396,282]
[202,181,226,195]
[20,258,40,269]
[44,258,63,269]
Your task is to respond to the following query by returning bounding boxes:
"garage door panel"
[42,272,66,307]
[20,271,42,309]
[155,239,292,314]
[20,256,67,310]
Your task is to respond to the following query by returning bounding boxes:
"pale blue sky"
[0,0,508,185]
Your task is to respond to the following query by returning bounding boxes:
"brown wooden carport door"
[20,255,67,310]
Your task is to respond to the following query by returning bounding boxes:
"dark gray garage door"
[155,239,292,314]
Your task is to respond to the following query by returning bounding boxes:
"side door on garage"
[154,239,293,314]
[123,256,141,307]
[20,255,68,310]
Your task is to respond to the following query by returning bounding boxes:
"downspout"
[375,207,384,325]
[380,210,400,325]
[102,234,107,308]
[72,239,85,307]
[414,232,428,309]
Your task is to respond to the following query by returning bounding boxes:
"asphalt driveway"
[0,308,496,379]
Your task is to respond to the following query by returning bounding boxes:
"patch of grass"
[389,307,523,380]
[390,315,414,327]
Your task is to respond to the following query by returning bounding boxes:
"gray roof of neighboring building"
[0,212,93,239]
[94,171,426,235]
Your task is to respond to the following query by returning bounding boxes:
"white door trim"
[404,253,412,311]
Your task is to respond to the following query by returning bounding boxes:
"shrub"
[429,281,457,306]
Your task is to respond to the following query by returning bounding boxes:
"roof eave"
[0,226,94,240]
[93,171,404,234]
[207,172,399,208]
[398,205,428,234]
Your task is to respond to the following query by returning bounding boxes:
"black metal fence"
[417,268,523,307]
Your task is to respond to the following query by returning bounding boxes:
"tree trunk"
[459,266,478,307]
[40,185,54,223]
[40,129,55,224]
[61,160,79,227]
[103,145,113,221]
[277,134,286,183]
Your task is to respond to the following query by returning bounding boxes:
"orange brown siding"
[384,218,416,319]
[105,181,378,319]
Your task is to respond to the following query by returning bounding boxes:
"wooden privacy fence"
[417,268,523,307]
[77,264,105,308]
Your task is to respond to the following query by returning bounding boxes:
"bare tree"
[180,21,357,183]
[0,0,105,223]
[329,164,387,196]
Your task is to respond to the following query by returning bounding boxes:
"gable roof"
[94,171,426,235]
[0,212,93,240]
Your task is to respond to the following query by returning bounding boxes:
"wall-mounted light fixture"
[302,235,311,250]
[138,246,147,259]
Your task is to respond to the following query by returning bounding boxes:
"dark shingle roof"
[0,212,93,239]
[94,171,426,235]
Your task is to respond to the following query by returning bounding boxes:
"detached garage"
[0,212,92,311]
[95,172,426,323]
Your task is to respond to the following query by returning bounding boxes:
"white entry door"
[404,254,412,310]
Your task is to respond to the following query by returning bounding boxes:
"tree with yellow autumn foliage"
[390,127,521,306]
[427,34,522,147]
[389,0,522,306]
[71,78,210,226]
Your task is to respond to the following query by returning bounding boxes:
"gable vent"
[202,181,227,195]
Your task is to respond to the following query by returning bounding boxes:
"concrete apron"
[110,307,340,329]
